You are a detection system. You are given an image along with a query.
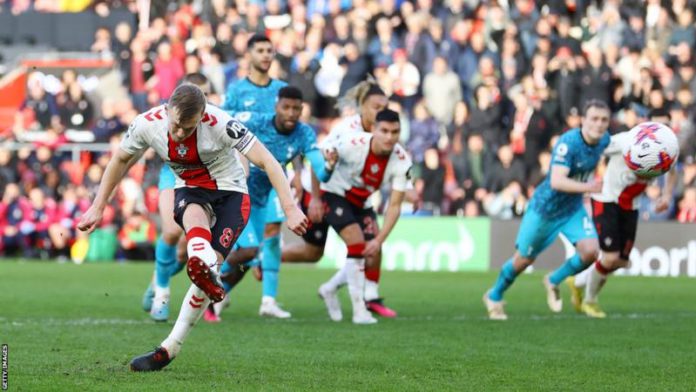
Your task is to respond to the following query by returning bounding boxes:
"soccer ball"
[623,122,679,178]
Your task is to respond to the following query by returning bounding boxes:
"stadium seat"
[14,12,53,46]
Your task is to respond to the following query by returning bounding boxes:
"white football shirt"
[120,104,256,193]
[592,131,649,210]
[320,131,412,208]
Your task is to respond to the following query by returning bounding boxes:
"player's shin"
[549,254,588,286]
[155,237,177,291]
[161,283,211,358]
[585,260,611,303]
[261,235,281,298]
[364,264,380,302]
[488,258,518,301]
[345,244,373,321]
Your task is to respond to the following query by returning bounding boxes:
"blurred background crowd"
[1,0,696,260]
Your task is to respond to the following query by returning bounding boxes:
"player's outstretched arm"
[77,148,136,233]
[550,165,603,194]
[364,190,405,257]
[245,142,308,235]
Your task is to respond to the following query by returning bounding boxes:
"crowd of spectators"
[2,0,696,260]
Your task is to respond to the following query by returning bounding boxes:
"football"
[623,122,679,178]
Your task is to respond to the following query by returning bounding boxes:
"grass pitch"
[1,261,695,391]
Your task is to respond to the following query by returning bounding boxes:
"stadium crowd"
[1,0,696,260]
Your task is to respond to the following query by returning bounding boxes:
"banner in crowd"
[317,217,490,272]
[489,220,696,278]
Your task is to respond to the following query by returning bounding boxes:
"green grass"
[1,261,695,391]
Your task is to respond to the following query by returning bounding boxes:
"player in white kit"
[317,109,412,324]
[77,84,307,371]
[567,130,676,318]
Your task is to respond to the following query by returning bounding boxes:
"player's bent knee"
[264,223,281,238]
[579,248,600,264]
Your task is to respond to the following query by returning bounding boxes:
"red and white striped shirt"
[120,104,256,193]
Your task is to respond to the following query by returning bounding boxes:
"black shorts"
[300,190,329,247]
[322,192,377,241]
[591,199,638,260]
[174,187,251,256]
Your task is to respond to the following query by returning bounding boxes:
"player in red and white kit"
[282,80,401,318]
[78,84,307,371]
[567,130,676,318]
[317,109,412,324]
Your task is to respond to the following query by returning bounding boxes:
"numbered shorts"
[591,200,638,260]
[322,192,377,241]
[173,187,251,256]
[300,190,329,247]
[515,207,597,259]
[158,165,176,190]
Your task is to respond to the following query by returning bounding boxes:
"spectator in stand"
[407,101,441,164]
[415,148,446,215]
[0,183,25,256]
[669,7,696,49]
[15,75,60,135]
[467,84,505,150]
[117,210,157,261]
[388,49,421,114]
[485,144,526,194]
[622,11,647,52]
[547,48,579,120]
[92,99,125,143]
[449,133,492,213]
[404,12,436,76]
[288,51,320,113]
[57,82,94,130]
[453,30,496,102]
[423,55,463,126]
[367,17,399,69]
[677,187,696,223]
[339,41,371,97]
[0,149,18,188]
[638,181,675,221]
[509,90,551,177]
[20,188,58,259]
[483,181,526,220]
[578,48,613,109]
[128,37,154,112]
[91,26,113,60]
[150,41,184,102]
[113,22,133,83]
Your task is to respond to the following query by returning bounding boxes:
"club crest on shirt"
[177,144,189,157]
[370,163,380,174]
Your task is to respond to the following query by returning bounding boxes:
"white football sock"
[364,279,379,302]
[153,286,170,302]
[574,266,590,288]
[186,237,218,268]
[161,284,210,357]
[324,265,348,291]
[345,257,368,314]
[585,263,608,303]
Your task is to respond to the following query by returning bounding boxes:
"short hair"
[247,34,271,49]
[582,99,610,116]
[278,86,303,101]
[376,109,400,123]
[182,72,209,88]
[168,84,206,120]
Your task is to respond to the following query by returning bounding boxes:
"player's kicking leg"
[130,190,249,371]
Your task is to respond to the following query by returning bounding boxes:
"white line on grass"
[2,312,696,327]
